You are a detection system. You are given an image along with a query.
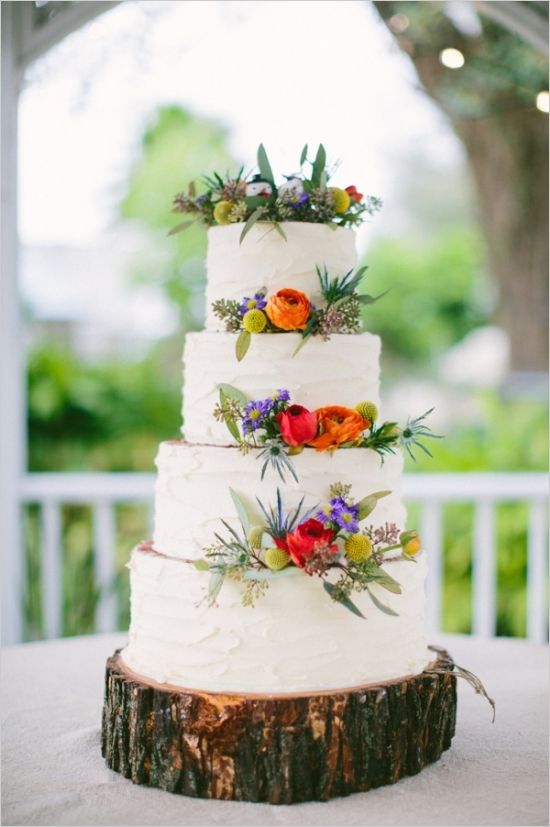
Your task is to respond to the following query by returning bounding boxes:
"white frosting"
[205,222,357,330]
[182,331,381,443]
[122,545,431,693]
[153,441,406,560]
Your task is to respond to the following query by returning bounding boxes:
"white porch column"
[1,2,25,644]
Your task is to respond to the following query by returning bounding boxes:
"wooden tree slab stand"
[101,648,456,804]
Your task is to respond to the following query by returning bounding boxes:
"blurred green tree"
[373,1,549,372]
[121,105,237,330]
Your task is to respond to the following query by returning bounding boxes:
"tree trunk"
[414,62,548,372]
[101,648,457,804]
[373,3,549,371]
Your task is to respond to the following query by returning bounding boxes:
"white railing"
[13,472,549,643]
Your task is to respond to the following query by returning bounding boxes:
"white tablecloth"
[1,633,548,826]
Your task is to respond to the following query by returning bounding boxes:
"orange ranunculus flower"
[265,288,311,331]
[308,406,369,452]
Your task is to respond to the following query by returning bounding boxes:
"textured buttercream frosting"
[182,331,381,443]
[152,441,406,560]
[205,222,357,330]
[123,220,432,693]
[122,545,431,693]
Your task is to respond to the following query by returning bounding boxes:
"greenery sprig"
[195,485,423,618]
[213,383,442,482]
[171,143,382,241]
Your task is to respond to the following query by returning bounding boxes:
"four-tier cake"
[102,146,457,802]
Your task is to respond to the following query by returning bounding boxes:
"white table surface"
[1,632,548,827]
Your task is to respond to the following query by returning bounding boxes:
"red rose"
[276,405,318,447]
[285,519,338,569]
[345,185,363,202]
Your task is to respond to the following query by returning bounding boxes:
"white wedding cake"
[121,217,433,693]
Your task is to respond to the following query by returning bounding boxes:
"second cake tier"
[153,441,406,560]
[182,331,381,443]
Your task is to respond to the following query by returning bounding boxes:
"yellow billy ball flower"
[242,309,267,333]
[265,548,291,571]
[330,187,351,214]
[344,534,373,562]
[355,401,378,424]
[213,200,234,225]
[247,525,265,550]
[400,530,421,556]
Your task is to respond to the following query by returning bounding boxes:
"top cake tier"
[204,222,357,331]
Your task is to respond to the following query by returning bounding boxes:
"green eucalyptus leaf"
[366,566,402,594]
[257,143,275,184]
[357,496,378,520]
[311,143,326,187]
[229,487,250,534]
[236,330,251,361]
[217,383,248,406]
[208,571,225,604]
[272,222,287,241]
[366,585,399,616]
[292,333,311,357]
[218,388,241,441]
[300,144,308,165]
[167,218,198,237]
[240,207,265,244]
[323,581,365,619]
[359,288,390,306]
[357,490,391,519]
[319,169,327,192]
[193,558,210,571]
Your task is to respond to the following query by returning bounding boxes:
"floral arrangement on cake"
[213,265,386,360]
[170,143,382,242]
[214,384,441,482]
[194,484,421,618]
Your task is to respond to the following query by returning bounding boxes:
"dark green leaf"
[257,143,275,184]
[323,581,365,619]
[299,144,308,165]
[240,207,266,244]
[235,330,251,361]
[366,585,399,616]
[245,195,270,210]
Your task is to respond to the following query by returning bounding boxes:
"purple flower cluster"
[242,399,271,433]
[241,389,291,433]
[317,497,360,533]
[289,191,309,208]
[239,292,267,316]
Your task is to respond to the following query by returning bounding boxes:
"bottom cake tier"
[102,647,457,803]
[121,543,432,694]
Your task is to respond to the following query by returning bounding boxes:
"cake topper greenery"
[214,384,442,482]
[193,484,422,619]
[213,265,387,360]
[171,143,382,243]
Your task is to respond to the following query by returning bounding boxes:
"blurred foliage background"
[23,2,548,642]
